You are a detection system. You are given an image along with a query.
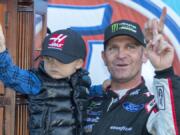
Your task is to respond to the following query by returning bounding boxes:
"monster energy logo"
[111,22,137,33]
[111,23,119,32]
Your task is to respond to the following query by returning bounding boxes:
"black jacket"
[84,67,180,135]
[84,81,156,135]
[28,64,91,135]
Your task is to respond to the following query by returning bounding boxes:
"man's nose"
[116,48,127,59]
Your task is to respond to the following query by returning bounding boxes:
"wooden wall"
[0,1,17,135]
[0,0,47,135]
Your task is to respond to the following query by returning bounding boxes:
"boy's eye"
[44,56,52,61]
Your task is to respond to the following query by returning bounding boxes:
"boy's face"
[43,56,83,79]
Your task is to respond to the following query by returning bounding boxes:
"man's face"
[102,35,147,84]
[43,56,83,79]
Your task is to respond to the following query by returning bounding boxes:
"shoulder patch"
[145,98,156,113]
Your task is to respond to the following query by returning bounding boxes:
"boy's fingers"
[0,24,6,52]
[0,24,5,41]
[0,24,3,35]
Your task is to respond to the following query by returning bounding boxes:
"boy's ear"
[75,59,84,69]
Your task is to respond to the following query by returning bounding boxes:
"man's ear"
[101,51,107,66]
[75,59,84,69]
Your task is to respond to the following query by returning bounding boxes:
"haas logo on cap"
[48,34,67,50]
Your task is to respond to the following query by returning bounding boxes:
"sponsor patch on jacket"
[144,92,152,97]
[110,126,133,132]
[122,102,144,112]
[87,110,102,116]
[84,124,93,133]
[145,98,156,113]
[129,89,140,96]
[86,117,100,123]
[156,85,165,110]
[88,101,103,108]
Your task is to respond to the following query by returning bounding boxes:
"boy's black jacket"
[28,62,91,135]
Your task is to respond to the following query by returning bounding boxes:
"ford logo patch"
[123,102,144,112]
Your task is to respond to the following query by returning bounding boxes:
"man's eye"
[106,47,119,55]
[107,47,112,51]
[127,44,137,49]
[107,46,117,51]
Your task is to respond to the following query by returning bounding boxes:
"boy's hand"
[0,24,6,52]
[70,69,91,88]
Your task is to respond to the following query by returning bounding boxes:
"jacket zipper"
[107,97,114,112]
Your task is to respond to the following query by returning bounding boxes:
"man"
[84,8,180,135]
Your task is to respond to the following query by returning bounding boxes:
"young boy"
[0,24,91,135]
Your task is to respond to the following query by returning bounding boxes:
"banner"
[47,0,180,89]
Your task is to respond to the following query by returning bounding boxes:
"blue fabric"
[0,50,41,95]
[89,84,104,97]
